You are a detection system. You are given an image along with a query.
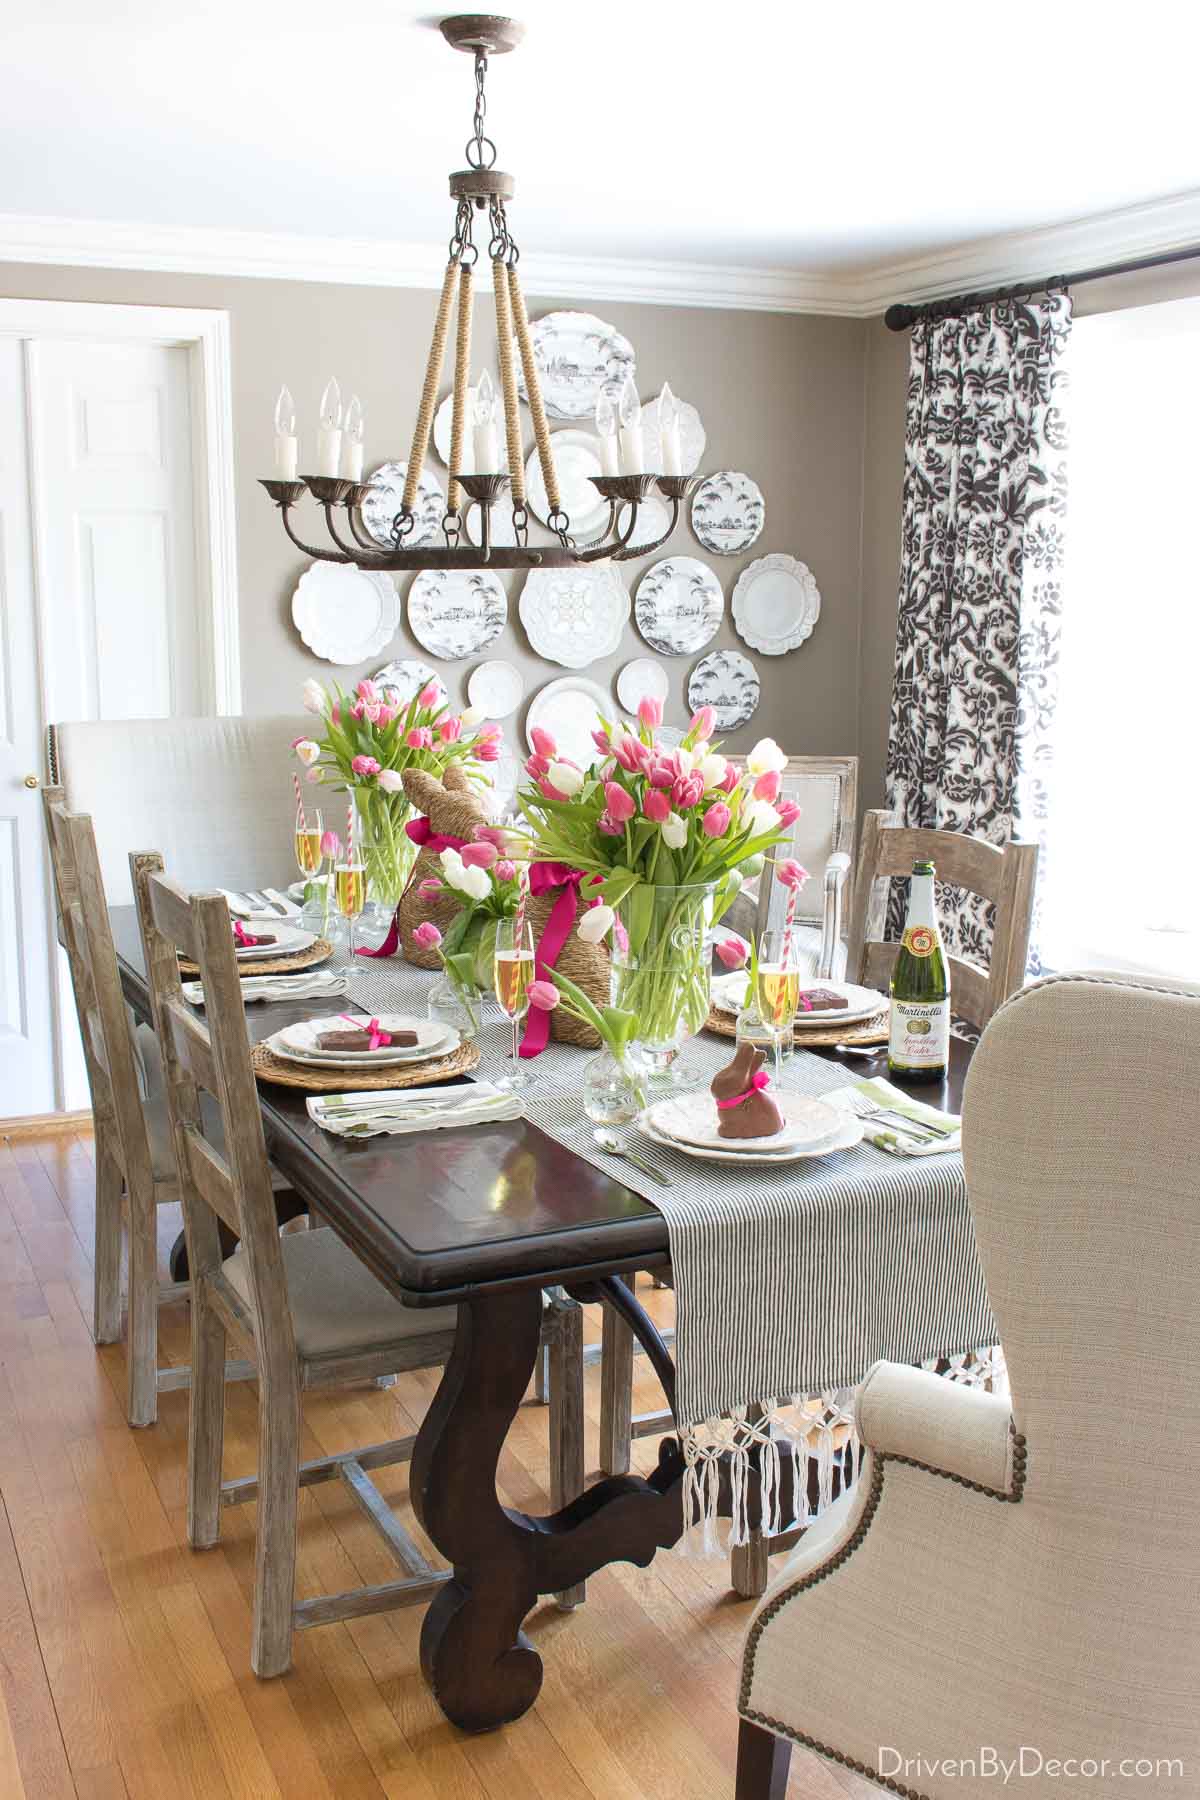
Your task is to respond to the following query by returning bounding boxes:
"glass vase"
[612,881,717,1082]
[353,789,418,925]
[581,1048,645,1126]
[427,973,483,1041]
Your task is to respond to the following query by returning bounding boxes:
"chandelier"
[260,13,698,571]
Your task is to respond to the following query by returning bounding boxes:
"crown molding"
[1,190,1199,319]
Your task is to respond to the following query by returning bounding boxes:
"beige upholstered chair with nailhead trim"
[737,971,1200,1799]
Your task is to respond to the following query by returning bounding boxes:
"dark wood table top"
[108,906,972,1307]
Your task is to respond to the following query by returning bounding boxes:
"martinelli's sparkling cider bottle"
[887,859,950,1083]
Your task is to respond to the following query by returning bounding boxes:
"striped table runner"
[351,958,995,1545]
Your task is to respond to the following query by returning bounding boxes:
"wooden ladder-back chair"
[42,790,255,1425]
[132,853,585,1677]
[845,811,1040,1030]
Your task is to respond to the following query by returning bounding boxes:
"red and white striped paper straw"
[292,772,305,830]
[513,866,528,948]
[346,800,355,862]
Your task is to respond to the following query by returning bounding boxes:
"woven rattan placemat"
[704,1004,890,1049]
[249,1036,480,1091]
[178,939,334,978]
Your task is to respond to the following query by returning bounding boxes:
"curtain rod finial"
[884,304,917,332]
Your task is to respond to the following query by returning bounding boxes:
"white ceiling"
[4,0,1200,294]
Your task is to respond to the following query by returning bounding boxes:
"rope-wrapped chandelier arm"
[401,257,461,515]
[490,252,525,505]
[507,260,563,521]
[447,260,474,515]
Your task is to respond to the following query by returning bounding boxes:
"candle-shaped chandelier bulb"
[317,377,343,477]
[595,390,619,477]
[472,368,500,473]
[273,385,297,480]
[617,374,644,476]
[658,381,683,477]
[341,394,365,481]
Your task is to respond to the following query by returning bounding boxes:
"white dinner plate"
[710,972,888,1027]
[525,674,614,769]
[647,1090,846,1154]
[234,925,314,959]
[731,554,821,656]
[636,1110,864,1165]
[291,563,401,666]
[518,566,629,669]
[287,874,332,901]
[271,1014,455,1068]
[468,659,524,719]
[640,394,706,476]
[616,657,670,715]
[525,430,610,536]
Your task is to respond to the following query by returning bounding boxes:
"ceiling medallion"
[260,15,698,571]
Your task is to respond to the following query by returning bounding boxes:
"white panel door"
[0,340,57,1115]
[33,339,204,725]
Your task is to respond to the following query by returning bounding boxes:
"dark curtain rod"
[883,240,1200,331]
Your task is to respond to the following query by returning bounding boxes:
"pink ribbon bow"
[715,1069,772,1110]
[341,1012,391,1050]
[518,861,593,1058]
[233,920,265,947]
[356,815,469,960]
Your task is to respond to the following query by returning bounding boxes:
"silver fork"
[247,889,286,915]
[840,1090,957,1142]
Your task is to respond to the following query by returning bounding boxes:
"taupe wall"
[0,260,867,762]
[855,259,1200,812]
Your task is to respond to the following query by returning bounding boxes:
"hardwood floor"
[0,1126,875,1800]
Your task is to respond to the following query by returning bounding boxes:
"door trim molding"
[0,298,241,714]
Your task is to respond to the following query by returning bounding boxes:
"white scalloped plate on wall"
[292,563,400,665]
[732,554,821,654]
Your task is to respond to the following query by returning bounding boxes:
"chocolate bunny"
[710,1042,785,1140]
[397,766,492,969]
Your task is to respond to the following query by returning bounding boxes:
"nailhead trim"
[742,1706,933,1799]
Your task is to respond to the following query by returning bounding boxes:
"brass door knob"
[23,774,39,789]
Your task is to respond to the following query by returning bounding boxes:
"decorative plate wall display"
[616,657,669,715]
[407,569,507,660]
[634,557,724,656]
[641,394,707,475]
[731,553,822,655]
[687,647,761,731]
[525,432,608,536]
[371,657,445,706]
[690,470,765,556]
[433,385,478,470]
[361,460,446,549]
[468,502,518,547]
[525,675,614,770]
[467,659,524,719]
[518,564,629,669]
[616,493,672,555]
[292,563,400,665]
[517,311,636,421]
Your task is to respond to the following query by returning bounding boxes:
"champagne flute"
[756,928,801,1088]
[492,915,534,1091]
[294,807,324,883]
[335,856,368,969]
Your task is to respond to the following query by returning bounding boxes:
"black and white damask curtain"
[885,293,1071,971]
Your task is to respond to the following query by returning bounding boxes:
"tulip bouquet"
[405,826,525,1032]
[293,675,503,911]
[512,698,797,1066]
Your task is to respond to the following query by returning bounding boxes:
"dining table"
[106,903,975,1733]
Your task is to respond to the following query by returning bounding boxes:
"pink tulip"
[672,772,705,810]
[495,859,517,882]
[438,716,463,743]
[702,801,732,838]
[528,979,560,1011]
[591,727,611,754]
[719,764,740,794]
[377,768,405,793]
[776,858,810,890]
[405,727,433,750]
[351,754,381,777]
[637,694,663,730]
[417,682,440,709]
[304,767,322,783]
[648,758,676,789]
[642,788,671,823]
[412,921,443,949]
[524,753,550,778]
[716,937,749,970]
[753,769,781,803]
[474,825,511,850]
[476,739,501,762]
[603,781,636,823]
[330,703,341,726]
[776,797,801,828]
[597,812,624,837]
[417,878,444,900]
[689,705,716,741]
[356,678,379,702]
[530,726,557,759]
[539,776,569,803]
[461,840,499,869]
[611,734,641,773]
[476,721,502,743]
[376,703,394,728]
[362,701,382,725]
[320,830,341,858]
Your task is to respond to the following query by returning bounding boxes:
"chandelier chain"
[465,50,497,171]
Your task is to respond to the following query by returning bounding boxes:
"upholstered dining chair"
[845,810,1039,1030]
[133,854,586,1677]
[42,789,262,1425]
[736,971,1200,1797]
[49,714,311,903]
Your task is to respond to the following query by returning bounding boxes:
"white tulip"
[548,761,583,797]
[577,903,615,945]
[376,768,404,793]
[302,678,326,714]
[746,736,787,776]
[698,752,727,788]
[745,799,781,835]
[674,745,695,775]
[460,705,484,729]
[459,863,492,901]
[661,811,688,849]
[440,847,468,890]
[294,738,320,766]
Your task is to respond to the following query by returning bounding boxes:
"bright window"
[1038,295,1200,981]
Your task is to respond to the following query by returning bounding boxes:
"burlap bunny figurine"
[397,766,492,968]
